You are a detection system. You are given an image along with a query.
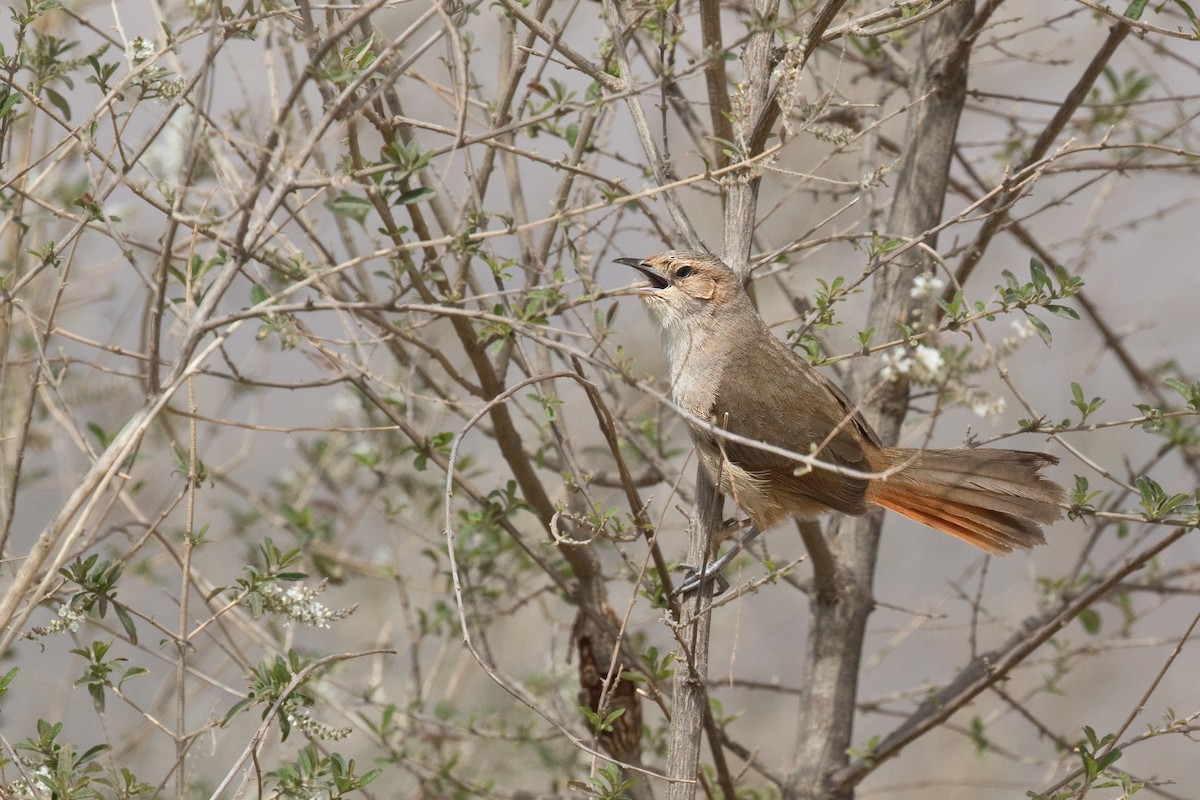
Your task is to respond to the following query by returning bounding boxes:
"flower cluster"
[285,706,353,741]
[965,391,1008,419]
[880,344,945,382]
[879,343,1010,419]
[910,273,946,300]
[26,603,85,638]
[126,36,154,64]
[5,764,52,798]
[260,583,355,629]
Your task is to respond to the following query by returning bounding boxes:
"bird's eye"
[675,266,693,279]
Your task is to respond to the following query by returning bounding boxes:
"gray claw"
[673,563,729,597]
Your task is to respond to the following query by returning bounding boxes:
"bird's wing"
[705,335,877,514]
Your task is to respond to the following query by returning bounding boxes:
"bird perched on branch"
[616,250,1064,592]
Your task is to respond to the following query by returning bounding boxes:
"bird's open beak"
[614,257,669,290]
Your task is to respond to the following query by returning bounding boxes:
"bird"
[615,250,1065,593]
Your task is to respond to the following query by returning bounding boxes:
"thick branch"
[785,3,975,798]
[721,0,781,271]
[699,0,735,169]
[666,470,725,800]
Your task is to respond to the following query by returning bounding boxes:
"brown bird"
[616,250,1064,591]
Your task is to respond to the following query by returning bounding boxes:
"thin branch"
[831,521,1195,791]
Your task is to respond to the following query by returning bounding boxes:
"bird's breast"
[663,328,725,422]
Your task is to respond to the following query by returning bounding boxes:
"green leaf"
[76,742,110,765]
[1069,381,1105,422]
[326,194,373,224]
[0,667,18,701]
[868,231,903,257]
[1082,749,1100,780]
[1079,607,1101,634]
[1097,747,1123,771]
[970,715,989,756]
[222,697,256,726]
[395,186,435,206]
[1029,257,1051,291]
[114,603,138,644]
[1124,0,1148,18]
[1164,377,1200,410]
[44,86,71,120]
[86,421,114,448]
[1024,311,1053,345]
[0,91,21,117]
[1135,475,1195,520]
[250,283,269,305]
[1045,303,1079,320]
[357,767,384,787]
[599,707,626,732]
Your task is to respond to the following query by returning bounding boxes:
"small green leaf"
[0,91,21,117]
[970,715,989,757]
[44,87,71,120]
[395,186,435,206]
[1097,747,1123,771]
[1164,377,1200,410]
[1069,382,1104,423]
[114,603,138,644]
[869,231,903,257]
[326,194,373,224]
[1134,475,1194,520]
[86,421,114,448]
[0,667,18,702]
[1029,257,1051,291]
[1045,303,1079,320]
[1024,311,1053,345]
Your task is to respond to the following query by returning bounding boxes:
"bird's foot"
[670,524,761,598]
[672,562,730,597]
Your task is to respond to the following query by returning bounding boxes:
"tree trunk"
[785,3,975,797]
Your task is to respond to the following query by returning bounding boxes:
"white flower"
[912,345,945,379]
[57,603,83,633]
[1001,318,1039,351]
[880,350,913,381]
[259,581,347,628]
[1011,319,1036,340]
[970,396,1007,418]
[127,36,154,64]
[910,273,946,300]
[881,345,945,382]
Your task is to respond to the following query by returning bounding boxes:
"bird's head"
[614,250,745,332]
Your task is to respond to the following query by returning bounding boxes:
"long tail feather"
[865,448,1064,554]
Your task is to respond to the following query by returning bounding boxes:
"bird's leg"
[673,523,763,596]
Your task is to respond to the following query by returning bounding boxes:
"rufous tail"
[864,448,1065,554]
